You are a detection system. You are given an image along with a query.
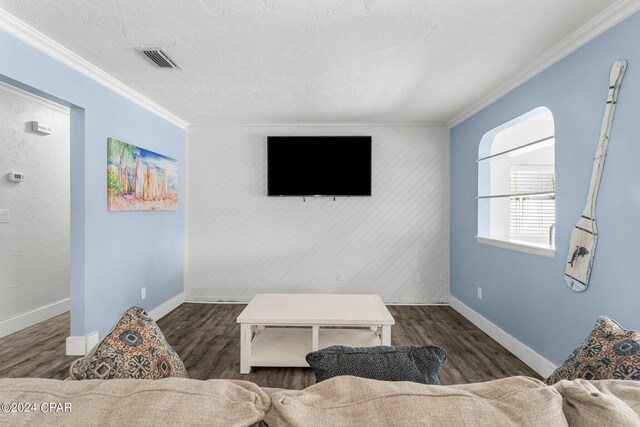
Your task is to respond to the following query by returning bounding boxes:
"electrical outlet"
[141,287,146,300]
[337,271,344,281]
[477,287,483,299]
[0,209,9,223]
[440,272,446,281]
[414,273,422,283]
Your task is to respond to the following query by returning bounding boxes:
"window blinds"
[509,169,555,236]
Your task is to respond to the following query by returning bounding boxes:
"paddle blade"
[564,217,597,292]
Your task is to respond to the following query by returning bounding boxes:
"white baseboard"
[185,296,450,305]
[186,296,251,303]
[64,292,185,356]
[149,292,185,321]
[449,296,556,378]
[66,331,99,356]
[0,298,70,338]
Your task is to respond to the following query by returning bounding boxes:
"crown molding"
[447,0,640,128]
[0,8,188,129]
[188,122,448,128]
[0,80,70,114]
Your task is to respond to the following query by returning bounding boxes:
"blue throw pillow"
[305,345,447,384]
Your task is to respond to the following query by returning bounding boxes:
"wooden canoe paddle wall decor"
[564,60,627,292]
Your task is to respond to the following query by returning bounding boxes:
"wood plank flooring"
[0,312,76,380]
[0,303,540,389]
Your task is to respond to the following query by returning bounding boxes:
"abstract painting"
[107,138,178,211]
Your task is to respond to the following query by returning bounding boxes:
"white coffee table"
[236,294,395,374]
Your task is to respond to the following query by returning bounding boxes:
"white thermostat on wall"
[9,172,24,182]
[31,121,52,135]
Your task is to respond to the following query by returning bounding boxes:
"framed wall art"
[107,138,178,211]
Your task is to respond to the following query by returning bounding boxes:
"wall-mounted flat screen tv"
[267,136,372,197]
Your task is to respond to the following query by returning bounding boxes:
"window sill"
[475,236,556,258]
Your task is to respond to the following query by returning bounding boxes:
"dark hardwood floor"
[0,303,540,389]
[0,312,76,380]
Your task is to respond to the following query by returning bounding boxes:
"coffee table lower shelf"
[249,327,382,368]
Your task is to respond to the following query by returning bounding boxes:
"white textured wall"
[187,125,449,303]
[0,83,70,321]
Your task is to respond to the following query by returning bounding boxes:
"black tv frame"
[266,135,372,197]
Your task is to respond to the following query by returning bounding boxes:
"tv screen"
[267,136,372,197]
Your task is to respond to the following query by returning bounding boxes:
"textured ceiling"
[0,0,614,125]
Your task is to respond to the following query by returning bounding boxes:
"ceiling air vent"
[136,47,181,69]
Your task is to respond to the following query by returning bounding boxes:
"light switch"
[0,209,9,223]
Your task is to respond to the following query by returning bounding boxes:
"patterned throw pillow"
[306,345,447,384]
[546,316,640,384]
[69,307,188,380]
[546,346,581,385]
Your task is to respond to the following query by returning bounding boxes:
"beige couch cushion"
[266,375,567,427]
[553,379,640,426]
[0,377,270,427]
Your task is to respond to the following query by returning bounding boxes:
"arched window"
[477,107,555,256]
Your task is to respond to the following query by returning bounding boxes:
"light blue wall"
[0,29,185,339]
[451,12,640,365]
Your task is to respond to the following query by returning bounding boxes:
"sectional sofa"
[1,375,639,426]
